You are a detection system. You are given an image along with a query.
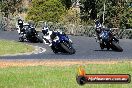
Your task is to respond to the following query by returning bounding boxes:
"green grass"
[0,61,131,88]
[0,40,34,55]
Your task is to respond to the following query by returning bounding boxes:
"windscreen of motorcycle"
[60,35,69,42]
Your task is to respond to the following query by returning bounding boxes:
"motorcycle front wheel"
[35,35,43,43]
[111,41,123,52]
[60,42,76,54]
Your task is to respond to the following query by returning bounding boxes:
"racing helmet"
[18,19,23,27]
[18,17,23,24]
[95,20,102,33]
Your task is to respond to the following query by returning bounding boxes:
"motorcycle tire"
[107,47,110,50]
[51,46,58,54]
[60,42,76,54]
[111,41,123,52]
[106,44,110,50]
[35,35,43,43]
[100,43,104,50]
[19,37,24,42]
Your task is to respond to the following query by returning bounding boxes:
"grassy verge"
[0,40,34,55]
[0,61,131,88]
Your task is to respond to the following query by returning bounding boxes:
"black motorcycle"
[97,28,123,52]
[19,24,43,43]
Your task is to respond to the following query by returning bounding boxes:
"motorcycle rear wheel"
[51,46,58,54]
[111,41,123,52]
[60,42,76,54]
[100,43,104,50]
[19,37,24,42]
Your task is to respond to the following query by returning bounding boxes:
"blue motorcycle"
[99,28,123,52]
[50,31,76,54]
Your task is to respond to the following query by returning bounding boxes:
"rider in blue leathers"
[95,20,103,43]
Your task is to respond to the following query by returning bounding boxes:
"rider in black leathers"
[17,18,24,33]
[95,20,103,42]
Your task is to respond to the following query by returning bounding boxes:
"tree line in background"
[0,0,132,29]
[26,0,132,29]
[80,0,132,28]
[0,0,24,18]
[0,0,23,30]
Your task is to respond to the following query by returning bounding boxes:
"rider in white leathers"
[42,22,73,46]
[42,23,53,46]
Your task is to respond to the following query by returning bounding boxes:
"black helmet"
[18,19,23,24]
[42,27,49,35]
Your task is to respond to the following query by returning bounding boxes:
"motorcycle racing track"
[0,31,132,60]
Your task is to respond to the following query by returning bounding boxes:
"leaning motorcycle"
[43,31,76,54]
[96,28,123,52]
[19,24,43,43]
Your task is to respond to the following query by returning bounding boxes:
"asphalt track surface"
[0,31,132,60]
